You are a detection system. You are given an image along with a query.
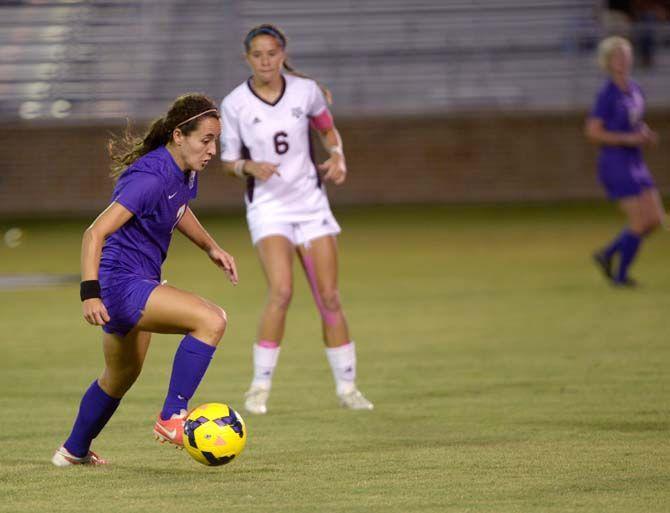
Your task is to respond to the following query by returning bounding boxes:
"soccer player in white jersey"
[220,24,373,414]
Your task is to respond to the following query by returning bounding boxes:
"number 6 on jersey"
[273,131,289,154]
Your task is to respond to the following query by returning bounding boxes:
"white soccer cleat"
[338,388,374,410]
[51,445,108,467]
[244,385,270,415]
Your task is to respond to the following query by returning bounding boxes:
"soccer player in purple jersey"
[52,94,239,467]
[585,36,665,287]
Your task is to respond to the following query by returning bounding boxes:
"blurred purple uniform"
[590,79,654,199]
[99,146,198,335]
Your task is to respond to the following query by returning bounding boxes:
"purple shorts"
[599,160,655,200]
[100,273,159,336]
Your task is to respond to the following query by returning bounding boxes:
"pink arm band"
[309,109,334,132]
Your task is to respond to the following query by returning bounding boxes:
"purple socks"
[603,229,643,282]
[160,334,216,420]
[616,230,642,282]
[63,380,120,458]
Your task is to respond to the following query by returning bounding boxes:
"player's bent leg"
[593,196,643,285]
[52,329,152,467]
[592,248,615,282]
[157,349,217,446]
[134,285,227,445]
[640,188,665,234]
[137,284,227,345]
[615,195,647,286]
[100,329,152,397]
[151,327,218,448]
[55,380,120,466]
[54,380,119,466]
[619,195,647,235]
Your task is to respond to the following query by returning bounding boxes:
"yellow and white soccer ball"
[183,403,247,466]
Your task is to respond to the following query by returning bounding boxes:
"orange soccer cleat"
[153,410,187,447]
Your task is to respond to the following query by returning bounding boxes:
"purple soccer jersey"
[100,146,198,280]
[590,79,654,198]
[97,146,198,335]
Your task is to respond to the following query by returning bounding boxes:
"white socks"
[325,341,357,396]
[251,341,357,396]
[250,343,281,390]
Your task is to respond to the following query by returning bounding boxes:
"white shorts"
[248,210,341,246]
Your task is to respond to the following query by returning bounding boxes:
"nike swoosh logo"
[156,425,178,439]
[168,192,177,199]
[57,449,86,464]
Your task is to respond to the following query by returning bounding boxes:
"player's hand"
[244,161,280,181]
[628,126,659,146]
[640,124,659,146]
[208,247,239,285]
[83,298,110,326]
[318,154,347,185]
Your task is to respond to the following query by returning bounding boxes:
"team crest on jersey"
[171,203,187,233]
[188,171,196,189]
[626,91,643,126]
[252,116,262,124]
[291,107,303,119]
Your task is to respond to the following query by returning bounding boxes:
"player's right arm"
[585,87,657,147]
[221,159,280,181]
[219,96,279,181]
[81,202,134,326]
[584,117,657,147]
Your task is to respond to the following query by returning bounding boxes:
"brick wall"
[2,111,669,216]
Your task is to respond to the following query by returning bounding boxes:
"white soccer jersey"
[220,74,332,224]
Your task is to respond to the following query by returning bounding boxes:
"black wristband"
[80,280,101,301]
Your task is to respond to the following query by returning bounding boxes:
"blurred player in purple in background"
[585,36,665,287]
[219,24,373,414]
[52,94,239,466]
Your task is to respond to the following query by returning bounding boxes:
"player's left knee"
[319,288,341,313]
[208,307,228,342]
[644,214,662,234]
[122,365,143,391]
[101,364,142,397]
[652,213,663,229]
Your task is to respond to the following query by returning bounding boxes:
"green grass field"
[1,203,669,513]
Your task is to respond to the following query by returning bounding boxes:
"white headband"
[175,108,218,128]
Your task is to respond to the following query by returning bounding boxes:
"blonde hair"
[597,36,632,71]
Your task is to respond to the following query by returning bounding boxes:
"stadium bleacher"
[0,0,668,121]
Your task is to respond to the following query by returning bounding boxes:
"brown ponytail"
[108,93,219,180]
[244,24,332,105]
